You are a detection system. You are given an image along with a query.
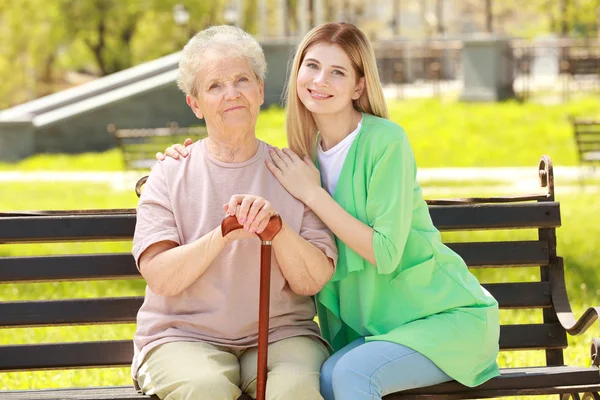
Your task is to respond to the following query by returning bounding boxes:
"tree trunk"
[436,0,444,36]
[393,0,401,37]
[560,0,569,37]
[597,4,600,38]
[83,1,108,75]
[90,18,107,75]
[486,0,493,33]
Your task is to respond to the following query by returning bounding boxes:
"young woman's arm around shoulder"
[266,130,415,273]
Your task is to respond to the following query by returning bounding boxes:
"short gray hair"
[177,25,267,97]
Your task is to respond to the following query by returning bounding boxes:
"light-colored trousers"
[137,336,329,400]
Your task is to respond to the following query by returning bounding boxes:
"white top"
[317,119,363,196]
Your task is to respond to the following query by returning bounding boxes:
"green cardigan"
[316,113,500,387]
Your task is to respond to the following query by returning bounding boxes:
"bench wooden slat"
[0,214,136,244]
[499,323,566,350]
[115,128,207,171]
[429,202,561,231]
[572,119,600,166]
[447,241,549,267]
[1,386,151,400]
[115,127,207,139]
[0,341,133,372]
[577,140,600,146]
[0,254,140,283]
[387,366,600,399]
[483,282,551,309]
[0,203,561,244]
[0,297,144,327]
[0,282,552,329]
[0,323,567,372]
[0,284,552,329]
[3,369,599,400]
[0,240,548,284]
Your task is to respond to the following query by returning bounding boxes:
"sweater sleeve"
[132,162,181,268]
[366,133,416,275]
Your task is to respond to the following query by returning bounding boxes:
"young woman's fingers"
[183,138,193,147]
[265,160,283,178]
[156,152,166,161]
[173,144,189,157]
[275,147,293,164]
[269,147,289,169]
[282,148,302,163]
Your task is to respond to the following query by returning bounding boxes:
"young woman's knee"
[319,355,338,400]
[330,353,383,399]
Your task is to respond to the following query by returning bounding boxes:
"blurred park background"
[1,0,600,397]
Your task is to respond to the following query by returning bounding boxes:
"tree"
[0,0,226,108]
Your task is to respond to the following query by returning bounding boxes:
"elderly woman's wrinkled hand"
[266,148,322,203]
[225,194,278,235]
[155,138,194,161]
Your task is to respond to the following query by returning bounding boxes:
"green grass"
[392,95,600,167]
[2,96,600,171]
[0,148,126,171]
[1,180,600,395]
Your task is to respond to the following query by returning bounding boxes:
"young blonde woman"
[160,22,500,400]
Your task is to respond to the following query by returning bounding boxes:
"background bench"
[570,117,600,169]
[109,124,207,170]
[1,156,599,400]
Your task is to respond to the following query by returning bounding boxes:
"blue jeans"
[320,338,452,400]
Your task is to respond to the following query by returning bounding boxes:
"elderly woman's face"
[187,55,264,133]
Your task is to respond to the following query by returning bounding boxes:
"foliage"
[1,0,599,109]
[0,0,227,108]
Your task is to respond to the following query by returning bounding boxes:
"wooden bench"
[571,117,600,169]
[109,125,207,170]
[1,156,599,399]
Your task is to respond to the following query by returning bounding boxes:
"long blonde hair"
[285,22,389,159]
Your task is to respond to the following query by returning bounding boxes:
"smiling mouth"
[307,89,333,99]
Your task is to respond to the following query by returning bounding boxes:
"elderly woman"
[131,26,336,400]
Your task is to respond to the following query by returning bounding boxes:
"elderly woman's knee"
[162,373,241,400]
[266,372,322,400]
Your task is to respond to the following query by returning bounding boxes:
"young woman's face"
[296,43,364,116]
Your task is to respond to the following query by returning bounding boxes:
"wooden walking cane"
[222,214,283,400]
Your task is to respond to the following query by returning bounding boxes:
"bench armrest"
[551,257,600,336]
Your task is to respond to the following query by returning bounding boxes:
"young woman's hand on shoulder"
[266,147,322,203]
[155,138,194,161]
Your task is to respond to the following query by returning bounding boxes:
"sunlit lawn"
[1,96,600,171]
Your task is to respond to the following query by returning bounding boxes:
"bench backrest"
[566,55,600,76]
[112,126,208,170]
[0,158,566,376]
[572,118,600,166]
